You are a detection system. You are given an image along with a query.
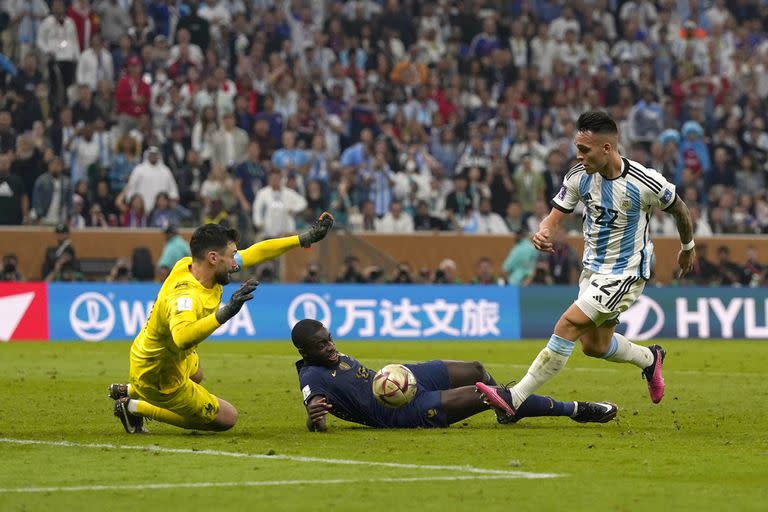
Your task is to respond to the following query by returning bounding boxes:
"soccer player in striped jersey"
[477,111,696,421]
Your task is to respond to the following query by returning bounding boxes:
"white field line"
[259,354,765,377]
[0,475,531,494]
[0,438,561,479]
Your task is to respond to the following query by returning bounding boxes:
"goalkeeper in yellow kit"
[108,213,334,433]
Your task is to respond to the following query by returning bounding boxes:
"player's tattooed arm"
[666,196,696,277]
[305,395,331,432]
[666,196,694,245]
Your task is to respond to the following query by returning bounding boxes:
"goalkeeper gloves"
[215,278,259,324]
[299,211,335,248]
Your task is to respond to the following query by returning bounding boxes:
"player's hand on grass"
[306,396,332,432]
[299,211,334,248]
[215,278,259,324]
[677,248,696,278]
[532,227,554,253]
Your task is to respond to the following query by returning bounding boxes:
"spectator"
[37,0,80,108]
[336,255,367,284]
[361,152,395,218]
[0,154,28,225]
[120,192,148,227]
[31,156,70,226]
[117,146,179,216]
[44,257,83,282]
[504,201,525,233]
[115,56,151,135]
[471,257,500,285]
[475,197,509,234]
[433,258,460,284]
[1,253,23,281]
[156,224,191,280]
[211,112,249,168]
[716,246,743,286]
[105,258,132,283]
[11,134,44,200]
[413,200,444,231]
[676,121,711,184]
[199,163,237,223]
[272,130,310,180]
[375,200,414,233]
[252,169,308,239]
[547,230,580,284]
[41,223,77,278]
[502,229,538,285]
[301,262,323,284]
[67,122,100,186]
[76,33,114,91]
[95,0,131,48]
[191,105,218,164]
[109,135,139,193]
[742,246,764,287]
[148,191,191,229]
[0,111,17,154]
[514,155,546,216]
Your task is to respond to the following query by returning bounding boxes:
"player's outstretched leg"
[114,397,148,434]
[570,402,618,423]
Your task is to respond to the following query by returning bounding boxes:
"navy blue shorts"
[384,360,450,428]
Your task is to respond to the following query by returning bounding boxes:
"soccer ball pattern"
[372,364,417,408]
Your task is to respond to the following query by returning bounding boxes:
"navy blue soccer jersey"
[296,355,450,428]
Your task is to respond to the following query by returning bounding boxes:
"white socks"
[509,335,575,409]
[601,333,653,369]
[127,399,139,414]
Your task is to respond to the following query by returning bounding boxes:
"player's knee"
[470,361,488,382]
[581,343,605,358]
[214,408,238,431]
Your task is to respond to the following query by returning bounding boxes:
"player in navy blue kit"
[292,319,619,431]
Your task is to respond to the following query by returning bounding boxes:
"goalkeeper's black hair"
[576,111,618,135]
[292,319,325,348]
[190,223,239,260]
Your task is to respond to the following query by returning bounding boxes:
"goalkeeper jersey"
[129,257,222,393]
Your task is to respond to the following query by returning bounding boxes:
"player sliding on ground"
[109,214,334,433]
[477,111,696,422]
[292,319,618,430]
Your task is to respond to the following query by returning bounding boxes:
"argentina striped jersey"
[552,157,676,279]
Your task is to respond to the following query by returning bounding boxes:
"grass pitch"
[1,339,767,511]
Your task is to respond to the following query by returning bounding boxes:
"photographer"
[41,223,78,278]
[107,258,133,283]
[433,258,460,284]
[1,253,23,281]
[387,262,415,284]
[335,255,367,284]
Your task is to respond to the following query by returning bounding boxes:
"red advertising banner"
[0,282,49,341]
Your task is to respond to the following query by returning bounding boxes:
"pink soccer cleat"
[642,345,666,403]
[475,382,517,421]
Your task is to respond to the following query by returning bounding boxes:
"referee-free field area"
[1,340,766,511]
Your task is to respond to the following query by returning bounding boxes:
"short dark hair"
[576,111,618,135]
[291,319,324,348]
[190,224,239,260]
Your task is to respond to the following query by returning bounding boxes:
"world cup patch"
[662,189,673,204]
[177,297,192,311]
[558,186,567,200]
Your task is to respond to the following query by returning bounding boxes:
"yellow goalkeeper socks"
[132,400,200,429]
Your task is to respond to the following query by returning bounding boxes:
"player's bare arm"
[665,197,696,277]
[532,208,568,253]
[305,395,331,432]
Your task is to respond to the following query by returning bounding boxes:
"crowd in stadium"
[0,0,766,283]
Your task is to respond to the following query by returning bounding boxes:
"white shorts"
[575,270,646,327]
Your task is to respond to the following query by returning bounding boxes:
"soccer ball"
[372,364,417,408]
